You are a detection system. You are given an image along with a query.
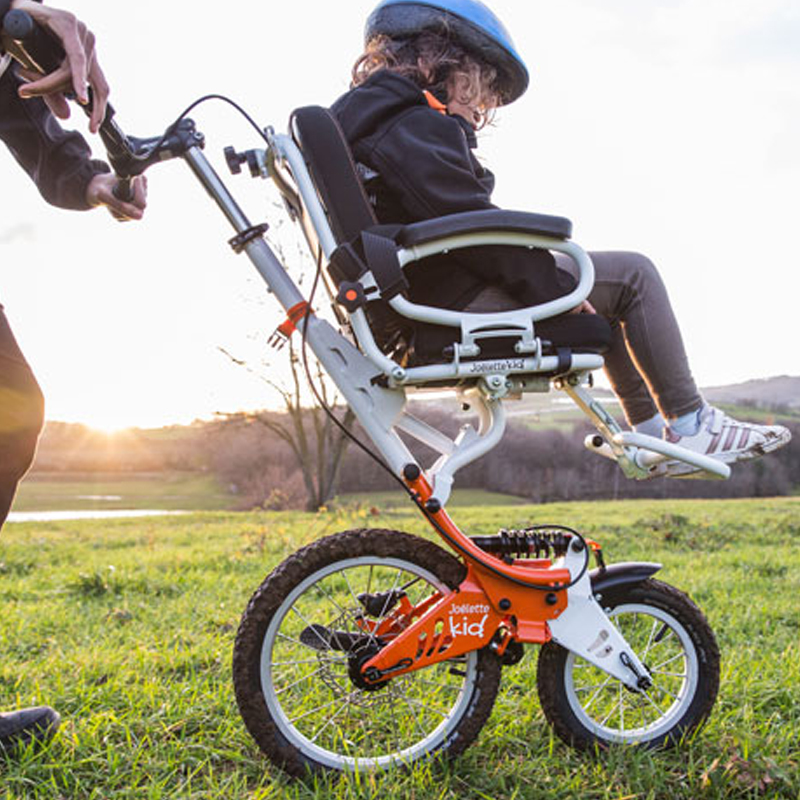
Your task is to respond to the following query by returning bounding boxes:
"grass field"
[13,473,232,513]
[12,475,525,514]
[1,497,799,798]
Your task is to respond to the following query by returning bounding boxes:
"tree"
[221,341,355,511]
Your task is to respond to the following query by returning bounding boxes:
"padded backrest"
[291,106,377,245]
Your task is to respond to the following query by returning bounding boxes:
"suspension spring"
[469,525,580,561]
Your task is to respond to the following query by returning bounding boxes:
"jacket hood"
[331,70,478,148]
[331,71,428,143]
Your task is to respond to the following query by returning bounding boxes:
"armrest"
[397,209,572,248]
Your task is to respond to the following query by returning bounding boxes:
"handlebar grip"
[112,178,135,203]
[1,9,65,75]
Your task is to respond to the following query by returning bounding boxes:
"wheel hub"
[348,643,390,692]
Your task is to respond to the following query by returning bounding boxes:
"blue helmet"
[365,0,529,104]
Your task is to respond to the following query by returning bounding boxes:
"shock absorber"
[469,525,579,561]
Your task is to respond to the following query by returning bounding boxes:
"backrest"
[289,106,612,364]
[290,106,376,246]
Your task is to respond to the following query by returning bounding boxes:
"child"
[330,0,790,474]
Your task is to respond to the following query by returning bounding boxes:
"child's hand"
[570,300,596,314]
[85,174,147,221]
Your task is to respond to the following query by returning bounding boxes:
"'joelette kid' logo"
[448,603,491,639]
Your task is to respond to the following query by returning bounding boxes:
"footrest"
[585,431,731,480]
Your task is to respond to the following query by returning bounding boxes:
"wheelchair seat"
[408,314,612,366]
[290,105,611,369]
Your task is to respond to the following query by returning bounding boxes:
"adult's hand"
[11,0,109,133]
[85,173,147,222]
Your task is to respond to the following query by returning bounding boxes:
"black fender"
[589,562,662,599]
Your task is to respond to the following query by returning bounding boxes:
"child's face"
[446,71,498,130]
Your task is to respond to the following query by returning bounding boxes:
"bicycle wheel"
[233,529,501,775]
[537,578,719,750]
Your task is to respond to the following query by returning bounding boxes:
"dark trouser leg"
[555,251,703,426]
[0,305,45,534]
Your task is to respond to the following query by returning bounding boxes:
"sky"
[1,0,798,430]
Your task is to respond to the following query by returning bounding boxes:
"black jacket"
[0,61,108,210]
[331,71,576,311]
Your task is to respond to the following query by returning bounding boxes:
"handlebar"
[0,9,201,199]
[1,8,62,73]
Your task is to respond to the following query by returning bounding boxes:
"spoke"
[619,681,625,732]
[275,665,326,696]
[650,669,688,679]
[641,688,668,718]
[407,676,462,694]
[366,564,374,598]
[640,618,660,661]
[652,622,673,645]
[400,576,424,594]
[391,686,433,740]
[581,672,615,714]
[396,693,449,721]
[650,651,686,672]
[388,679,402,754]
[314,580,360,631]
[289,605,336,650]
[309,697,352,744]
[277,631,322,650]
[272,657,346,667]
[651,682,681,703]
[377,569,406,618]
[287,697,340,725]
[346,566,404,650]
[341,568,383,649]
[341,568,368,614]
[598,692,624,728]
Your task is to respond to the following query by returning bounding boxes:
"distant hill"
[33,374,798,475]
[702,375,800,410]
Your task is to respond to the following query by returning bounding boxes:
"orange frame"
[361,473,590,683]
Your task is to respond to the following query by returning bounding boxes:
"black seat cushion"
[404,313,612,366]
[398,209,572,246]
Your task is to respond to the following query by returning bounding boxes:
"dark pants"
[466,251,703,426]
[0,305,45,532]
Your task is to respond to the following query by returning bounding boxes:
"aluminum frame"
[184,132,730,509]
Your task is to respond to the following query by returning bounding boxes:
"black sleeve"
[364,107,497,219]
[0,67,109,209]
[367,109,577,308]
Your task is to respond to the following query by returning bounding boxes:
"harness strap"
[361,227,408,300]
[329,225,408,302]
[555,347,573,375]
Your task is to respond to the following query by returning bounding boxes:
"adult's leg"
[555,251,703,425]
[0,305,57,755]
[0,305,45,532]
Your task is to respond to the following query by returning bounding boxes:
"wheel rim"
[563,602,699,743]
[260,556,479,770]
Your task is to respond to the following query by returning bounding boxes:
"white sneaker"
[663,405,791,477]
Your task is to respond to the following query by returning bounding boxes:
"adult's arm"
[0,65,108,209]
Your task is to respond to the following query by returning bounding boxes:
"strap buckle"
[268,301,312,349]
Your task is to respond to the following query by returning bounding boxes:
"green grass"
[1,497,799,798]
[12,472,232,512]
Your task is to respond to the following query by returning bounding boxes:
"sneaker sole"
[665,426,792,478]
